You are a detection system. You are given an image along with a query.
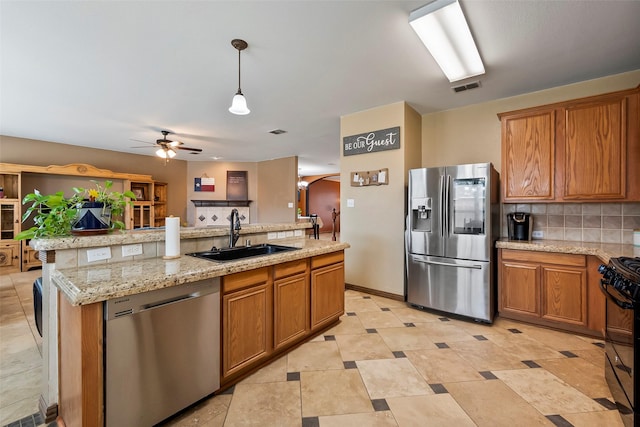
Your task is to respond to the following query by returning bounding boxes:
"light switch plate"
[87,247,111,262]
[122,244,143,257]
[347,199,355,208]
[287,202,294,208]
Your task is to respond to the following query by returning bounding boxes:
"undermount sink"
[186,243,299,262]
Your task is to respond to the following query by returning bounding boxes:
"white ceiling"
[2,1,640,175]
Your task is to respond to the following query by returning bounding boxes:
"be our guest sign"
[343,126,400,156]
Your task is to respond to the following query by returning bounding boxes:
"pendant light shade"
[156,148,176,159]
[229,92,250,115]
[229,39,250,115]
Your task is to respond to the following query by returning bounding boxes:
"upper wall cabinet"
[499,86,640,202]
[501,109,556,200]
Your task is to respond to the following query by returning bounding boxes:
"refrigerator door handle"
[439,175,446,237]
[411,256,483,270]
[445,174,451,236]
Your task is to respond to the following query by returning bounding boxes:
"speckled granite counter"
[496,238,639,263]
[53,238,349,306]
[30,223,310,251]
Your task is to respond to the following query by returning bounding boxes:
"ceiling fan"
[131,130,203,160]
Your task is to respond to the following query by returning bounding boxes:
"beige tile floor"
[0,264,626,427]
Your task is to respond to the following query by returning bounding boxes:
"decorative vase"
[72,202,111,235]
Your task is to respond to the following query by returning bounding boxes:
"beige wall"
[186,161,258,226]
[257,157,298,223]
[422,70,640,172]
[0,136,189,219]
[340,102,421,297]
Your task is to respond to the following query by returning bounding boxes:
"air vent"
[269,129,287,135]
[452,80,481,93]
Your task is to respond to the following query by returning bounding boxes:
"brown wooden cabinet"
[498,249,600,335]
[152,182,167,227]
[274,260,310,350]
[311,252,345,330]
[221,250,344,387]
[499,86,640,202]
[222,267,273,379]
[22,240,41,271]
[501,109,556,200]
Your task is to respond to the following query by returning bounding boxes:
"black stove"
[600,257,640,427]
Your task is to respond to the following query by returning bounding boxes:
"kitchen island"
[32,223,349,426]
[496,238,637,337]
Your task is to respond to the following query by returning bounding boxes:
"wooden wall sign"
[226,171,248,200]
[350,168,389,187]
[343,126,400,156]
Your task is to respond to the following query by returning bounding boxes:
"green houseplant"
[15,180,136,240]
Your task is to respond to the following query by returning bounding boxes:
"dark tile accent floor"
[366,328,377,334]
[381,307,391,311]
[595,397,619,410]
[429,383,448,394]
[371,398,389,411]
[480,371,498,380]
[508,328,523,333]
[343,361,357,369]
[473,334,488,341]
[435,342,449,349]
[404,322,415,327]
[522,360,542,368]
[546,414,574,427]
[2,413,49,427]
[287,372,300,381]
[392,351,406,358]
[324,335,336,341]
[560,350,579,358]
[438,317,450,322]
[301,416,320,427]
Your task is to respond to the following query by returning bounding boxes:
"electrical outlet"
[287,202,294,208]
[122,244,143,257]
[532,230,544,239]
[267,232,277,240]
[347,199,355,208]
[294,230,303,237]
[277,231,286,239]
[87,247,111,262]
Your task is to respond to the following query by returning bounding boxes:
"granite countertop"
[30,223,311,251]
[53,238,349,306]
[496,238,639,263]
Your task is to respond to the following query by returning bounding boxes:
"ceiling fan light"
[229,92,250,115]
[167,148,177,158]
[169,140,181,147]
[156,148,167,158]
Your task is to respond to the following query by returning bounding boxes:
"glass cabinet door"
[451,178,486,235]
[0,202,19,240]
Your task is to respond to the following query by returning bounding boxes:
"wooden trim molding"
[345,283,404,301]
[0,162,152,182]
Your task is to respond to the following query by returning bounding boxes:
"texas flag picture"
[194,177,215,192]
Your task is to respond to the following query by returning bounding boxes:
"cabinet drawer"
[223,267,270,294]
[274,259,308,280]
[311,251,344,269]
[501,249,585,267]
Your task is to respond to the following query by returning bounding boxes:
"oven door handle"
[600,279,634,310]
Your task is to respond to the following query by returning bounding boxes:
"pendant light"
[229,39,250,115]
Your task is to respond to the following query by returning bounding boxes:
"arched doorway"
[298,174,340,237]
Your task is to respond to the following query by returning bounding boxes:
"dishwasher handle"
[106,279,220,320]
[142,292,202,311]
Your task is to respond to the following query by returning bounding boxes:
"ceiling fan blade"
[130,145,154,149]
[177,146,203,152]
[129,138,155,144]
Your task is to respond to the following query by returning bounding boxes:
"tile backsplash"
[501,202,640,244]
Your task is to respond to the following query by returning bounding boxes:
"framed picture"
[132,187,145,200]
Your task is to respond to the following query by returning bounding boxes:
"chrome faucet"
[229,208,241,248]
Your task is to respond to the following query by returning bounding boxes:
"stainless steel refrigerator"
[406,163,499,323]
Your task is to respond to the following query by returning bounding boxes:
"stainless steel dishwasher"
[105,279,220,427]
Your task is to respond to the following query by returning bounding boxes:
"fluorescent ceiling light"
[409,0,485,82]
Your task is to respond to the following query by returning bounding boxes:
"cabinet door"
[310,262,344,330]
[274,273,309,350]
[222,281,272,378]
[563,97,626,199]
[0,242,21,273]
[0,201,20,240]
[541,266,587,326]
[501,110,555,201]
[499,261,540,317]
